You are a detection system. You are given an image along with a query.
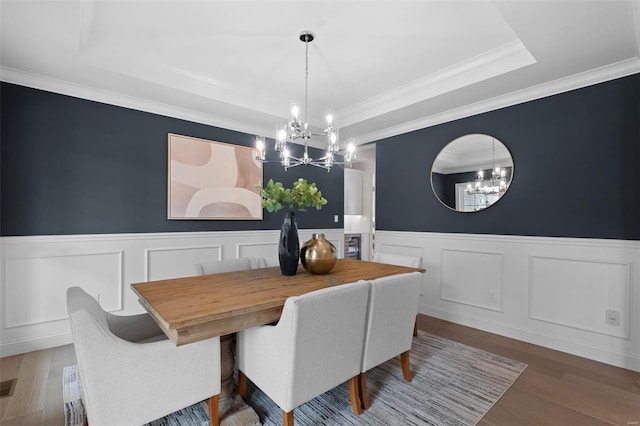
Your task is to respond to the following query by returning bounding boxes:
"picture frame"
[167,133,263,220]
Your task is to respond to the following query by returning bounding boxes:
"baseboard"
[419,303,640,372]
[0,331,73,358]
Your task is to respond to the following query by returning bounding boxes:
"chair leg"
[83,416,89,426]
[348,375,363,415]
[238,370,248,399]
[283,410,294,426]
[401,350,412,381]
[209,394,219,426]
[358,372,370,410]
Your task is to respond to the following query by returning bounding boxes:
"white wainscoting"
[441,249,504,312]
[529,256,631,339]
[0,229,344,356]
[375,231,640,372]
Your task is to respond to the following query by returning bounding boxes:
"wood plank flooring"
[0,344,75,425]
[1,315,638,425]
[417,316,640,426]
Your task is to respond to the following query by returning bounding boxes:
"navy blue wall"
[376,74,640,240]
[0,83,344,236]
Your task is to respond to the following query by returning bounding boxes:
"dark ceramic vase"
[278,211,300,276]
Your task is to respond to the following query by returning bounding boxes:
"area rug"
[64,332,527,426]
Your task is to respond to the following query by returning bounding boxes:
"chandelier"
[466,167,508,195]
[255,31,356,171]
[466,138,508,195]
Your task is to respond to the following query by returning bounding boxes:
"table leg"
[220,334,236,398]
[217,334,261,426]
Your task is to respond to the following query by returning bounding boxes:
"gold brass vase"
[300,233,337,275]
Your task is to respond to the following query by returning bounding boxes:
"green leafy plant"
[257,178,328,213]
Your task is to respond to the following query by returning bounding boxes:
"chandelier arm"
[283,154,304,163]
[263,157,350,171]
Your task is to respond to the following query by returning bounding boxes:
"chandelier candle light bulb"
[325,110,334,126]
[256,136,266,161]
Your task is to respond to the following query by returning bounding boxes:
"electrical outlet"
[605,309,620,326]
[488,290,497,303]
[334,215,339,223]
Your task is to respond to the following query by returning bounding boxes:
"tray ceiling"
[1,1,639,147]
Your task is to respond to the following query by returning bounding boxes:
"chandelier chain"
[304,36,309,126]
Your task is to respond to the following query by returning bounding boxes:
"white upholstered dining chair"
[372,252,422,268]
[195,257,254,275]
[358,272,422,410]
[372,252,423,336]
[66,287,221,426]
[236,281,371,426]
[194,256,277,275]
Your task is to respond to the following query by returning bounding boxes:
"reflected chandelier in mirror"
[431,134,514,212]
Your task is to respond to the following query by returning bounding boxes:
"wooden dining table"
[131,258,425,424]
[131,258,425,346]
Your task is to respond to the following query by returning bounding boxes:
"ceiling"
[431,133,513,174]
[2,1,639,150]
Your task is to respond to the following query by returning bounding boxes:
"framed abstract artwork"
[167,133,263,220]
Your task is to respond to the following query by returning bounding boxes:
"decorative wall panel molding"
[374,242,423,259]
[237,242,278,259]
[0,229,344,356]
[4,251,123,328]
[375,231,640,371]
[146,245,222,281]
[441,249,503,312]
[529,255,631,339]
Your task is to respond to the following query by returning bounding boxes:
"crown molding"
[338,40,536,128]
[631,1,640,57]
[2,56,639,147]
[356,57,640,145]
[0,66,270,138]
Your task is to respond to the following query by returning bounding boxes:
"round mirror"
[431,134,514,212]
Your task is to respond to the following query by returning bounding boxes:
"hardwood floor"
[417,315,640,426]
[0,344,75,426]
[1,315,638,425]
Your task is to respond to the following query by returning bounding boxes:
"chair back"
[67,287,121,356]
[67,286,221,426]
[66,287,120,424]
[286,281,370,410]
[248,257,279,269]
[262,257,280,267]
[372,252,422,268]
[195,257,279,275]
[361,272,422,371]
[67,286,109,331]
[240,280,370,412]
[195,257,253,275]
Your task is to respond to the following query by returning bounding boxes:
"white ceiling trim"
[339,40,536,127]
[355,57,640,145]
[0,66,269,138]
[632,1,640,57]
[2,57,638,147]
